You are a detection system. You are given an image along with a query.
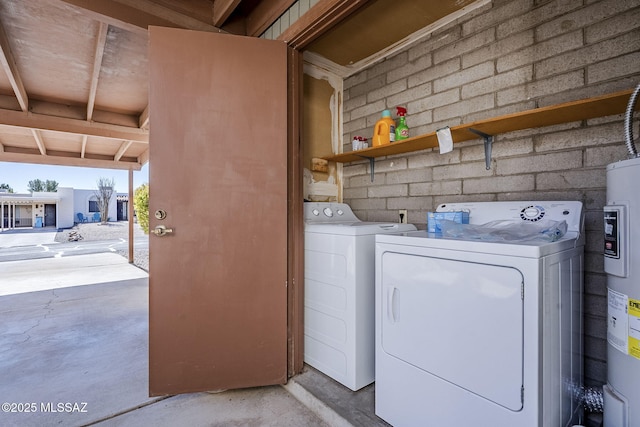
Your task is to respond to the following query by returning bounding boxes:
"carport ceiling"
[0,0,474,171]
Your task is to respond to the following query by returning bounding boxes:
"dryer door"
[380,252,524,411]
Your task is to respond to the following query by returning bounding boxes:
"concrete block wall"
[261,0,321,40]
[56,187,75,229]
[342,0,640,387]
[73,189,117,223]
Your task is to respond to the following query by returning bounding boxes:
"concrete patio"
[0,254,329,426]
[0,248,385,426]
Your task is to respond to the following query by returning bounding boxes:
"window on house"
[89,200,99,212]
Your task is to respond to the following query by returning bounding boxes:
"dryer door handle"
[387,286,399,323]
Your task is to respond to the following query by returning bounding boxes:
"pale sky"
[0,161,149,194]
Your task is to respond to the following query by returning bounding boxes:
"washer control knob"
[323,207,333,217]
[312,209,320,216]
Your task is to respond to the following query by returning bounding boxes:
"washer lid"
[306,222,417,236]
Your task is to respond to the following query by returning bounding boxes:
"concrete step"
[284,366,391,427]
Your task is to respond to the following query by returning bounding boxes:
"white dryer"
[304,202,416,391]
[375,201,584,427]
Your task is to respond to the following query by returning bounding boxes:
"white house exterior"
[0,187,118,231]
[73,189,118,224]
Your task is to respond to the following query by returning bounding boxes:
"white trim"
[303,62,344,156]
[303,0,491,78]
[303,62,344,201]
[0,197,59,204]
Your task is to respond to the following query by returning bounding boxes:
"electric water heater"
[603,84,640,427]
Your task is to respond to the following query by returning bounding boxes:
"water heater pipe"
[624,83,640,157]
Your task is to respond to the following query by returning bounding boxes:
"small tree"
[134,183,149,234]
[45,180,58,192]
[28,179,45,192]
[0,183,13,193]
[28,179,58,193]
[94,177,115,224]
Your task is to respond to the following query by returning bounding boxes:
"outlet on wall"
[398,209,408,224]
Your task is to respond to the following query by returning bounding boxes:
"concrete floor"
[0,229,605,427]
[285,367,389,427]
[0,227,57,248]
[0,252,384,427]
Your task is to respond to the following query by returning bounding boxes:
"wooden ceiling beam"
[114,0,221,31]
[246,0,298,37]
[0,150,142,171]
[58,0,222,34]
[57,0,155,36]
[138,148,149,165]
[139,105,150,129]
[31,129,47,156]
[87,22,109,121]
[213,0,242,27]
[30,99,140,129]
[278,0,369,49]
[114,140,133,161]
[0,19,28,112]
[81,135,88,158]
[0,108,148,143]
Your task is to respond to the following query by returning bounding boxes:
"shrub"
[134,183,149,234]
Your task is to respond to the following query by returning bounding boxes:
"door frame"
[287,47,304,376]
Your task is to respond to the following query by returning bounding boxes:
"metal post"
[128,169,134,264]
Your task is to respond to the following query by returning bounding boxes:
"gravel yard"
[56,221,149,271]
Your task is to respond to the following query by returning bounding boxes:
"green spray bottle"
[395,106,409,141]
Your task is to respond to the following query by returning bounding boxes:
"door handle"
[387,286,399,323]
[152,225,173,237]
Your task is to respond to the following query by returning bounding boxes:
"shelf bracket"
[356,155,376,182]
[468,128,493,170]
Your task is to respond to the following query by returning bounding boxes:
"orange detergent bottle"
[372,110,396,146]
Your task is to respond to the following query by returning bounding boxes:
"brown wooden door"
[148,27,289,396]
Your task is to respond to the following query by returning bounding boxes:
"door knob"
[152,225,173,237]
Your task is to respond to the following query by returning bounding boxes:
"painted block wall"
[262,0,321,40]
[33,188,76,229]
[73,189,117,222]
[56,187,75,229]
[342,0,640,386]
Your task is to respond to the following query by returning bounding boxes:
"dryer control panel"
[520,205,546,222]
[436,201,583,234]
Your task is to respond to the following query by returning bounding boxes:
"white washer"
[304,202,416,391]
[375,201,584,427]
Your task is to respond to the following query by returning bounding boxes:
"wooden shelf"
[325,88,636,164]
